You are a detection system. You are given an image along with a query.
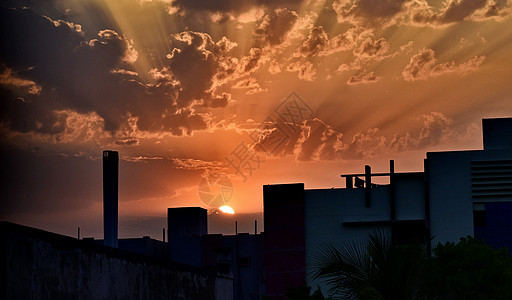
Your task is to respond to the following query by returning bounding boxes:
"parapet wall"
[0,222,231,299]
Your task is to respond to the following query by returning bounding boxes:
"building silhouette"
[0,221,231,299]
[2,117,512,298]
[103,150,118,248]
[263,117,512,297]
[165,207,264,300]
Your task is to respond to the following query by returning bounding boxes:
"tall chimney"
[103,150,118,248]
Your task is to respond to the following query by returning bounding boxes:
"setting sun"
[219,205,235,214]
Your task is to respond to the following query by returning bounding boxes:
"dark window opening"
[392,220,427,245]
[473,210,486,227]
[239,256,251,267]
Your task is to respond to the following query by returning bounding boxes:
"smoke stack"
[103,150,118,248]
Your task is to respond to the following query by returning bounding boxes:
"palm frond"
[310,230,425,300]
[310,238,381,299]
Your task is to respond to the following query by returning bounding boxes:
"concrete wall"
[0,222,232,300]
[263,183,306,298]
[304,187,393,294]
[303,179,426,293]
[394,173,425,220]
[428,148,512,247]
[170,236,203,267]
[427,150,475,247]
[223,234,264,300]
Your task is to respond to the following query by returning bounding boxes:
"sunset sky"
[1,0,512,239]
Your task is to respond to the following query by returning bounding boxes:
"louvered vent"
[471,160,512,199]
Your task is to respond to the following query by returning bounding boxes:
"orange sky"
[1,0,512,239]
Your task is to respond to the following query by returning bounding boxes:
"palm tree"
[311,231,425,300]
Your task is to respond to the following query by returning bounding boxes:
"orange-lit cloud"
[402,48,486,81]
[1,0,512,238]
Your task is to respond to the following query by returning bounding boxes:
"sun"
[219,205,235,214]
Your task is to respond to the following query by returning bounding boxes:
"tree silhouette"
[422,236,512,299]
[311,231,425,299]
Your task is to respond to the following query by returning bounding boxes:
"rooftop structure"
[263,117,512,297]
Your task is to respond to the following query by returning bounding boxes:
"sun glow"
[219,205,235,214]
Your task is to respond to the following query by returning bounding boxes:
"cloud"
[241,47,264,73]
[295,25,361,57]
[347,128,388,159]
[344,112,461,158]
[354,37,389,59]
[254,8,299,46]
[0,67,41,95]
[0,8,144,133]
[115,138,140,146]
[297,26,329,57]
[416,112,455,147]
[165,31,237,107]
[294,26,390,83]
[402,48,486,81]
[252,118,348,161]
[286,60,316,81]
[481,0,512,19]
[331,0,512,28]
[410,0,512,25]
[296,119,348,161]
[232,77,266,94]
[389,112,455,150]
[347,71,380,85]
[165,35,271,98]
[0,8,239,141]
[441,0,488,23]
[170,0,306,14]
[332,0,409,27]
[171,158,227,172]
[252,112,472,161]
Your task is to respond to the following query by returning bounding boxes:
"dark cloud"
[242,48,263,73]
[254,8,299,46]
[298,26,329,57]
[166,31,236,108]
[484,0,509,17]
[441,0,487,23]
[160,108,208,136]
[0,8,234,140]
[0,8,145,133]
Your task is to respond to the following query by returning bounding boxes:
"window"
[239,256,251,267]
[473,203,486,227]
